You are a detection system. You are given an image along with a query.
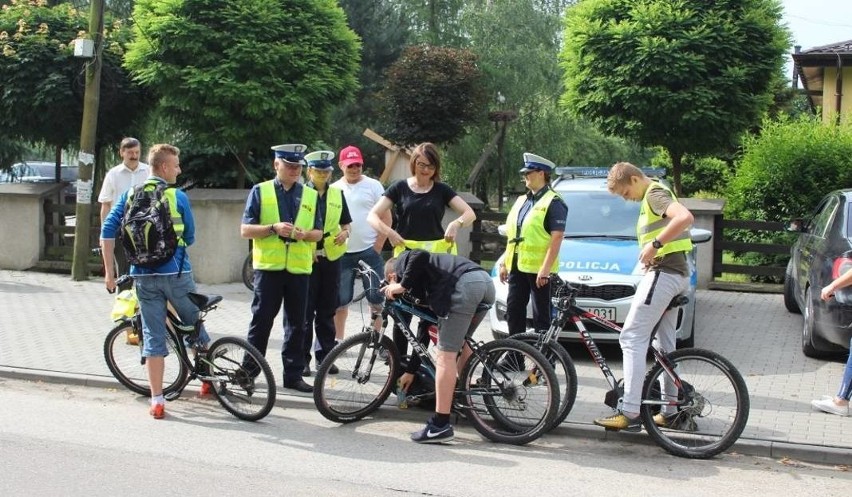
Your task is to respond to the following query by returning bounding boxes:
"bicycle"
[525,274,749,458]
[313,261,560,445]
[103,275,277,421]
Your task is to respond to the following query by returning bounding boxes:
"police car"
[489,167,711,347]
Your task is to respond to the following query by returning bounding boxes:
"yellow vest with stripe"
[125,180,186,247]
[253,181,317,273]
[392,238,458,257]
[318,186,347,261]
[637,182,692,256]
[504,189,559,273]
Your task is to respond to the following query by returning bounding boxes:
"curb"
[3,366,851,466]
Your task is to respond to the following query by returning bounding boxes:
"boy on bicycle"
[382,249,495,443]
[596,162,694,431]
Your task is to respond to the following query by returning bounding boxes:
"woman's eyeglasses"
[416,161,436,171]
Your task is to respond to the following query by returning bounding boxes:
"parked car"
[488,167,711,348]
[784,189,852,358]
[2,161,78,201]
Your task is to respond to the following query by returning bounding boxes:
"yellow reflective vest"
[318,187,347,261]
[253,181,317,274]
[392,238,458,257]
[637,182,692,256]
[504,188,560,274]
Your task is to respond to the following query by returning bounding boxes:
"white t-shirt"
[332,175,386,252]
[98,162,150,205]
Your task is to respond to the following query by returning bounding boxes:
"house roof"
[792,39,852,112]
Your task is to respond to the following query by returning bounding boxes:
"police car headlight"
[495,301,508,321]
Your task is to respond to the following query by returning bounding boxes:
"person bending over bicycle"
[595,162,695,432]
[382,249,495,443]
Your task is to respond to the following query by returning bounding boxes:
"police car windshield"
[562,191,638,238]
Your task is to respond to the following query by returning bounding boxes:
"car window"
[561,191,638,237]
[810,196,839,238]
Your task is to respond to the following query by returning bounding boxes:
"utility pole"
[71,0,105,280]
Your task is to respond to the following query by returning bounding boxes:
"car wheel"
[802,286,830,358]
[676,309,695,348]
[783,260,801,314]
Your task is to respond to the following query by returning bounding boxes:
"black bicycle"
[104,275,276,421]
[312,262,560,445]
[524,275,749,458]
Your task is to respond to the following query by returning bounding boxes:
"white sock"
[151,394,164,405]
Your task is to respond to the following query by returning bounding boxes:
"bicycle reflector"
[832,256,852,279]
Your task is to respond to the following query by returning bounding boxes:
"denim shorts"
[135,273,211,357]
[338,248,385,307]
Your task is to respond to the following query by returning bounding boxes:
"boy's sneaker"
[811,397,850,417]
[593,412,642,432]
[410,420,454,444]
[149,403,165,419]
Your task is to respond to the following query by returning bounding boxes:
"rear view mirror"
[689,228,712,244]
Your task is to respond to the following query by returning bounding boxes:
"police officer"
[241,144,323,393]
[498,153,567,337]
[302,150,352,377]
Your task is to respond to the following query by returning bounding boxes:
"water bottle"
[397,378,408,409]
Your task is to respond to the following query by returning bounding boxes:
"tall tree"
[559,0,790,194]
[124,0,361,188]
[379,44,485,146]
[0,1,148,160]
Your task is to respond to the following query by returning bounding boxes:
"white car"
[489,168,711,347]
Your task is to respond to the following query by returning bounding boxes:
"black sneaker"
[302,364,312,377]
[410,420,454,444]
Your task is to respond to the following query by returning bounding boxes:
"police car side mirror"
[689,228,712,244]
[497,224,508,237]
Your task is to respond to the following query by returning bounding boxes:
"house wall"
[821,66,852,124]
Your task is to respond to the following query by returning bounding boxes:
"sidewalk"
[1,269,850,464]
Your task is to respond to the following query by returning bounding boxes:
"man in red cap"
[331,145,390,337]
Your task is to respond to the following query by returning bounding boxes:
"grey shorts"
[437,271,496,353]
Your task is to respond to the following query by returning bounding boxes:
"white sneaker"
[811,397,850,416]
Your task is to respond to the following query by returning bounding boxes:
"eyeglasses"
[416,161,436,170]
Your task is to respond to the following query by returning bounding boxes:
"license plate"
[583,306,616,321]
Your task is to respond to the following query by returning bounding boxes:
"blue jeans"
[337,248,384,307]
[135,273,210,357]
[839,336,852,401]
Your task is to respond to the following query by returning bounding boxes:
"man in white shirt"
[332,145,391,339]
[98,137,150,278]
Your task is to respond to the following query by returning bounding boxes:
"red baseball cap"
[338,145,363,167]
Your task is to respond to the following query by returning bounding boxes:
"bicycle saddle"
[188,292,223,311]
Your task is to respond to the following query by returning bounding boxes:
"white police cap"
[519,152,555,173]
[271,144,307,164]
[304,150,335,170]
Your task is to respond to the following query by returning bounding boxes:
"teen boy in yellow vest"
[595,162,694,432]
[301,150,352,377]
[241,144,323,393]
[498,153,567,337]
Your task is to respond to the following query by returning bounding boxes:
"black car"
[1,161,78,202]
[785,189,852,357]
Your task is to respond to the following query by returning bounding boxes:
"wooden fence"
[711,217,790,280]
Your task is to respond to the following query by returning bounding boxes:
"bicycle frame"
[545,277,687,410]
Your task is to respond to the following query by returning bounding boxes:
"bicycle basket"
[110,288,139,321]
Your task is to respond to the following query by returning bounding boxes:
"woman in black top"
[368,142,477,357]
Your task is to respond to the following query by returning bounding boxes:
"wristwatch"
[268,224,276,236]
[652,238,664,249]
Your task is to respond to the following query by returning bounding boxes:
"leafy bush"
[725,116,852,281]
[651,150,732,197]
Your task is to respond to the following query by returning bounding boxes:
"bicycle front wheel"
[103,321,188,397]
[640,348,750,459]
[313,332,400,423]
[459,339,559,445]
[205,337,276,421]
[513,333,578,429]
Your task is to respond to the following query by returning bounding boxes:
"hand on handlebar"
[381,282,405,300]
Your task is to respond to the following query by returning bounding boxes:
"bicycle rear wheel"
[513,333,578,429]
[313,332,400,423]
[458,340,559,445]
[640,348,750,459]
[242,253,254,291]
[103,321,188,397]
